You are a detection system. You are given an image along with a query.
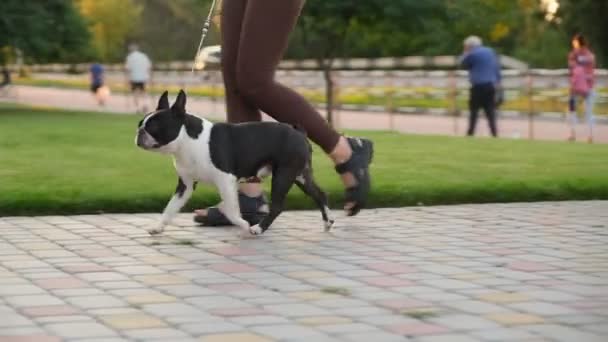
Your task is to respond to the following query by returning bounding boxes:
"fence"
[11,56,608,138]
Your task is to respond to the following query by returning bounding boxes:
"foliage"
[558,0,608,67]
[0,0,92,64]
[75,0,143,62]
[129,0,219,62]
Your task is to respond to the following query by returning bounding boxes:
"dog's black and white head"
[135,90,202,153]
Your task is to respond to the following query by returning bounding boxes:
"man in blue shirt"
[460,36,501,137]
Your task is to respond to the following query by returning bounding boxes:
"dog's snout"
[136,130,145,147]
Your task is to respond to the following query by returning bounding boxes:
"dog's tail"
[291,124,313,155]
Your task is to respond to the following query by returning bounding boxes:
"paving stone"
[77,272,128,282]
[7,295,64,308]
[486,312,545,326]
[51,288,105,297]
[430,314,501,330]
[142,303,205,317]
[122,328,192,340]
[34,315,95,323]
[508,302,578,316]
[33,277,88,290]
[125,293,177,305]
[339,331,406,342]
[180,322,243,335]
[386,322,449,336]
[21,305,80,317]
[134,274,190,285]
[477,292,530,303]
[470,327,537,341]
[317,323,380,334]
[44,322,117,339]
[228,315,291,326]
[0,284,46,296]
[296,316,352,326]
[416,334,482,342]
[251,325,330,340]
[0,314,34,327]
[186,296,250,310]
[2,203,608,342]
[0,334,61,342]
[66,295,126,309]
[99,313,167,329]
[524,324,604,342]
[199,333,273,342]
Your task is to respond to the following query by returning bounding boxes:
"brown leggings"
[221,0,340,153]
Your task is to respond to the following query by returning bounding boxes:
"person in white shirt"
[125,43,152,113]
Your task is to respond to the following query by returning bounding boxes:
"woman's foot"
[330,136,374,216]
[193,191,268,226]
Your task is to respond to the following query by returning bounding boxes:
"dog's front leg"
[148,177,194,235]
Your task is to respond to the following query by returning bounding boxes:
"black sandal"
[335,137,374,216]
[193,192,268,226]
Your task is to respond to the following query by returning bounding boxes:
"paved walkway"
[1,201,607,341]
[3,85,607,143]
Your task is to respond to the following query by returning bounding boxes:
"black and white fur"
[136,90,333,237]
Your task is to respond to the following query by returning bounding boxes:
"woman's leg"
[220,0,262,124]
[584,90,595,142]
[234,0,372,214]
[568,95,578,141]
[235,0,341,154]
[194,0,264,223]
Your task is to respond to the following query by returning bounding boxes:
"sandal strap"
[334,137,373,216]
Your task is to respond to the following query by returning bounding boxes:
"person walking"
[193,0,374,226]
[460,36,502,137]
[125,43,152,113]
[567,34,596,143]
[89,62,107,106]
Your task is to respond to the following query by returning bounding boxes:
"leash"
[191,0,218,73]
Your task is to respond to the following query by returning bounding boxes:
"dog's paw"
[249,224,263,235]
[324,220,335,232]
[239,228,256,239]
[147,225,165,235]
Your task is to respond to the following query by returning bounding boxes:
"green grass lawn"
[1,105,607,216]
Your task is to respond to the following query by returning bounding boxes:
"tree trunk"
[322,64,335,126]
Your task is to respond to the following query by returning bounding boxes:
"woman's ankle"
[239,182,263,197]
[329,136,352,165]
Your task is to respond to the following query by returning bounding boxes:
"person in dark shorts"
[89,63,106,106]
[125,43,152,113]
[193,0,374,226]
[130,81,145,92]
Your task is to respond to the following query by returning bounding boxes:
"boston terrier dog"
[136,90,334,237]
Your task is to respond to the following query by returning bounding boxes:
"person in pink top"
[567,34,596,143]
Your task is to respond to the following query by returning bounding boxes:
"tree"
[558,0,608,67]
[0,0,92,64]
[76,0,143,62]
[289,0,442,125]
[129,0,219,62]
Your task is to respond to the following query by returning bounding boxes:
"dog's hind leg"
[250,166,299,235]
[215,174,251,235]
[295,165,334,232]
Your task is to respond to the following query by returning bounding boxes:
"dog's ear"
[171,89,187,116]
[157,90,169,110]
